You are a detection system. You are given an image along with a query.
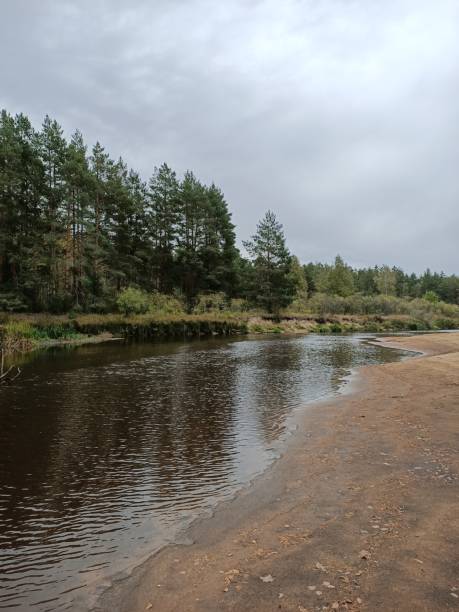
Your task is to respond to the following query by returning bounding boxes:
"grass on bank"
[1,291,458,355]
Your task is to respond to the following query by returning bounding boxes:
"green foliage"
[316,256,355,297]
[433,318,458,330]
[0,110,239,315]
[194,292,228,313]
[0,292,28,312]
[1,318,80,348]
[148,291,185,315]
[116,287,150,316]
[3,320,37,340]
[1,107,459,324]
[243,211,295,314]
[289,255,308,295]
[424,290,439,303]
[306,292,459,327]
[374,266,397,295]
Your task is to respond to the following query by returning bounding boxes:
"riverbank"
[97,332,459,612]
[1,311,457,356]
[0,313,249,355]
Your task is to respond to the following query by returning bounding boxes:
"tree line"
[304,258,459,304]
[1,109,458,315]
[0,110,238,312]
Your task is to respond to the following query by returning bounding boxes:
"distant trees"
[289,256,308,298]
[243,211,295,314]
[303,260,459,305]
[374,265,397,296]
[1,108,459,315]
[316,256,355,297]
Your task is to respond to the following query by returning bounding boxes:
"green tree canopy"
[317,255,355,297]
[243,211,295,314]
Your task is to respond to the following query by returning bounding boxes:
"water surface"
[0,334,407,610]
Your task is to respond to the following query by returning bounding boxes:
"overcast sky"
[1,0,458,273]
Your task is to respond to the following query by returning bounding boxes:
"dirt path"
[97,333,459,612]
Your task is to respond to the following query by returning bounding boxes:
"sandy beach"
[97,332,459,612]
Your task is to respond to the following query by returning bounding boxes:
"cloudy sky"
[1,0,458,272]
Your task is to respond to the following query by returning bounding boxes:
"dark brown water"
[0,334,407,610]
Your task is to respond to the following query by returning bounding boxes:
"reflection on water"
[0,334,405,610]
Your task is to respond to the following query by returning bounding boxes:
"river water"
[0,334,408,610]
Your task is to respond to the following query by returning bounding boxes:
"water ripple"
[0,334,406,610]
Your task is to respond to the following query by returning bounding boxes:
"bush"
[226,298,252,313]
[194,292,229,313]
[433,318,458,330]
[424,291,439,303]
[116,287,150,316]
[149,291,185,315]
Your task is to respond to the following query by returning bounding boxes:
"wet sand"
[97,332,459,612]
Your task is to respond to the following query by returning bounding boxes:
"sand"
[97,332,459,612]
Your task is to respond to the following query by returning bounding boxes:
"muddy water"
[0,334,407,610]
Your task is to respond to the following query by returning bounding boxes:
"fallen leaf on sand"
[307,585,316,591]
[260,574,274,583]
[145,605,153,611]
[315,561,327,572]
[359,550,371,559]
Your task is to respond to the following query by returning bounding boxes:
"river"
[0,334,408,610]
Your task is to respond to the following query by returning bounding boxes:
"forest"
[1,109,459,319]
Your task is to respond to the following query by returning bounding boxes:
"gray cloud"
[1,0,458,272]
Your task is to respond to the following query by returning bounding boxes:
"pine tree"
[243,211,294,314]
[39,115,68,309]
[87,141,111,301]
[63,130,92,307]
[0,112,45,306]
[175,171,207,311]
[148,163,179,292]
[201,183,238,296]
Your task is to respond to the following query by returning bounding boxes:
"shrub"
[116,287,150,316]
[424,291,439,303]
[149,291,185,315]
[226,298,252,313]
[433,318,458,330]
[194,292,229,313]
[329,322,342,333]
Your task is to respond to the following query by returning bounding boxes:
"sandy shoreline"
[96,332,459,612]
